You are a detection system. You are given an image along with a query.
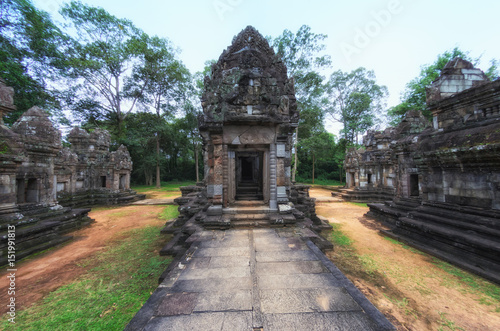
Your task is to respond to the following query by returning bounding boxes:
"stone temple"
[341,58,500,284]
[162,26,331,258]
[0,78,143,266]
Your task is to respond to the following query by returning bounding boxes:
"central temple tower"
[200,26,298,213]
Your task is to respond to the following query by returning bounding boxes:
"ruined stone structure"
[161,26,332,260]
[0,80,143,266]
[346,59,500,283]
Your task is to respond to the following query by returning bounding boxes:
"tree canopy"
[326,68,387,144]
[387,47,499,125]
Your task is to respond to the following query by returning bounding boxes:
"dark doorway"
[16,179,25,203]
[26,178,38,203]
[235,152,263,200]
[100,176,106,188]
[351,173,356,187]
[119,175,126,190]
[367,173,372,185]
[410,174,419,196]
[241,157,253,181]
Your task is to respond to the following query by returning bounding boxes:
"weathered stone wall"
[0,80,143,266]
[343,110,430,202]
[361,58,500,283]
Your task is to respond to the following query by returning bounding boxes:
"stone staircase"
[235,181,263,201]
[0,204,93,266]
[340,187,395,203]
[367,199,500,284]
[221,201,296,228]
[58,189,145,208]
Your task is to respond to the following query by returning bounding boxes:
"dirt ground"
[311,187,500,331]
[0,205,166,314]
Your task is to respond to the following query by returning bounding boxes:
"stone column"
[269,143,277,211]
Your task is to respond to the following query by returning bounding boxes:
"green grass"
[383,236,426,255]
[431,258,500,304]
[296,178,343,186]
[1,224,172,330]
[328,223,354,247]
[159,205,180,221]
[132,181,195,193]
[348,202,368,208]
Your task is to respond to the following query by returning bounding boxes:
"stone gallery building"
[0,79,142,266]
[344,59,500,283]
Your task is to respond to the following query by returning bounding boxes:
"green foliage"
[326,67,387,144]
[0,0,69,124]
[0,225,172,330]
[269,25,332,181]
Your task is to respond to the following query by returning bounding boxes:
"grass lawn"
[1,206,178,330]
[132,181,196,199]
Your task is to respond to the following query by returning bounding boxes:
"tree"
[269,25,331,181]
[326,68,387,144]
[0,0,69,124]
[387,47,499,125]
[126,34,191,187]
[60,1,148,137]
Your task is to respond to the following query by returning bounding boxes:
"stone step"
[223,206,273,215]
[408,210,500,240]
[398,217,500,256]
[231,213,269,221]
[416,205,500,231]
[230,220,272,228]
[232,201,267,207]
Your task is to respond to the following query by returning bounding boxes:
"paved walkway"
[126,228,394,330]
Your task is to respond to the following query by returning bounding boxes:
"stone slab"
[156,292,198,316]
[193,247,250,258]
[262,311,378,331]
[199,238,250,248]
[144,312,253,331]
[258,273,340,289]
[256,250,318,262]
[185,257,211,270]
[178,266,250,280]
[170,277,252,293]
[256,261,328,275]
[193,290,252,312]
[209,256,250,268]
[259,288,362,314]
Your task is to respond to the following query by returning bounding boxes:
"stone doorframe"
[224,144,274,208]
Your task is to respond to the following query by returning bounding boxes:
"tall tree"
[125,34,191,187]
[0,0,68,124]
[387,47,499,125]
[60,1,147,137]
[326,68,387,144]
[269,25,331,181]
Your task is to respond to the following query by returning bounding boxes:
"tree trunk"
[312,153,315,184]
[156,134,161,188]
[195,142,199,182]
[292,127,298,182]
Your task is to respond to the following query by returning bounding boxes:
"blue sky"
[33,0,500,133]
